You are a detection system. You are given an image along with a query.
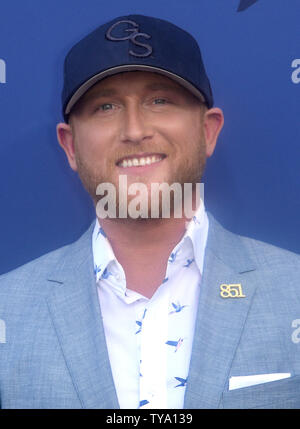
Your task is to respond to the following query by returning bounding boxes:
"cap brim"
[64,64,206,116]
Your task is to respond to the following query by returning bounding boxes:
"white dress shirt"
[92,202,209,409]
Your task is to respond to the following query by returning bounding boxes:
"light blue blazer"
[1,212,300,409]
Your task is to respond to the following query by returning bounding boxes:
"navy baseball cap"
[62,14,214,122]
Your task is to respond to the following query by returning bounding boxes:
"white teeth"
[119,155,163,168]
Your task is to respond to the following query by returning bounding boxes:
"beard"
[74,134,207,220]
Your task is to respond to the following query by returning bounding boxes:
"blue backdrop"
[0,0,299,274]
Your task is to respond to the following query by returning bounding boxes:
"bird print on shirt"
[192,215,201,225]
[94,264,102,276]
[169,302,188,315]
[135,309,147,334]
[135,320,142,335]
[174,377,187,387]
[102,267,112,279]
[183,258,194,267]
[97,226,107,238]
[168,250,179,263]
[165,337,184,352]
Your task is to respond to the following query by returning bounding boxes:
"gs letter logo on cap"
[106,20,153,58]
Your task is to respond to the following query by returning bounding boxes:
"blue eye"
[100,103,113,111]
[154,98,167,104]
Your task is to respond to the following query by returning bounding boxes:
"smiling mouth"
[116,153,166,168]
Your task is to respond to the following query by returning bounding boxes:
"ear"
[203,108,224,157]
[56,122,78,171]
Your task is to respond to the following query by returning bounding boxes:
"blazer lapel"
[184,213,258,408]
[46,223,119,409]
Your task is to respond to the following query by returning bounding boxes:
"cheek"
[165,119,204,157]
[74,125,114,162]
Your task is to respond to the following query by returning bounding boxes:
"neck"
[101,215,188,251]
[96,193,201,298]
[99,201,200,298]
[99,216,189,298]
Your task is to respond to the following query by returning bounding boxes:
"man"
[0,14,300,409]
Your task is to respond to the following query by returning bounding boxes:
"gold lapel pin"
[220,283,246,298]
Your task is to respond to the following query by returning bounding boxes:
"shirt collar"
[92,200,209,285]
[183,200,209,275]
[92,223,118,284]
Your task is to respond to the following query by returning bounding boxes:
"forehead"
[81,71,191,101]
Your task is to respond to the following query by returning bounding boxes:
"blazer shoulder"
[238,232,300,269]
[0,243,70,297]
[207,212,300,271]
[0,221,95,297]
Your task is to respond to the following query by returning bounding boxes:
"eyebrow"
[83,82,181,103]
[144,83,180,92]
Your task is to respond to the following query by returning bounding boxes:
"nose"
[120,101,154,144]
